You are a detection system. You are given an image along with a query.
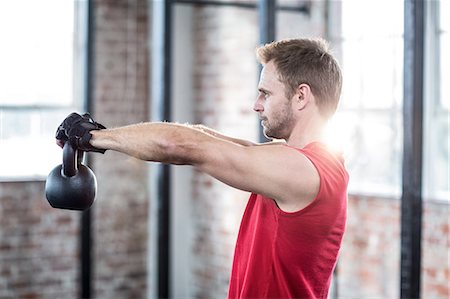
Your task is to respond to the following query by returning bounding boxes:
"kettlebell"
[45,142,97,210]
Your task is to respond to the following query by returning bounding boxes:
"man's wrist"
[89,129,109,153]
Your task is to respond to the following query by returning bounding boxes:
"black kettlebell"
[45,142,97,210]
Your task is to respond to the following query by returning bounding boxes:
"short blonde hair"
[256,38,342,118]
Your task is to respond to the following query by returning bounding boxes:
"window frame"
[326,0,404,198]
[0,1,88,181]
[327,0,449,201]
[423,0,450,202]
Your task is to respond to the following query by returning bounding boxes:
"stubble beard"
[262,104,294,140]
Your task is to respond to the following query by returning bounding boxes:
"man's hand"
[56,112,107,153]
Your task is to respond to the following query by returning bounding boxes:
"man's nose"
[253,97,264,112]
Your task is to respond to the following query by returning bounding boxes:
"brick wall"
[422,200,450,298]
[0,182,79,298]
[339,195,401,298]
[339,195,450,299]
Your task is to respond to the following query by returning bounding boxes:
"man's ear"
[294,83,312,111]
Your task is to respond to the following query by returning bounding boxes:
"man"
[56,38,348,299]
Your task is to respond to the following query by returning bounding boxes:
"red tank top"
[228,142,349,299]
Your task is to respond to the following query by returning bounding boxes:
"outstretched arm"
[90,122,318,212]
[90,122,238,164]
[90,122,285,160]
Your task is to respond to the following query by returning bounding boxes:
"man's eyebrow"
[258,87,270,93]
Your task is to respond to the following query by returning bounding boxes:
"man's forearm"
[90,122,236,164]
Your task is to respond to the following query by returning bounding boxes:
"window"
[0,0,87,180]
[327,0,449,201]
[326,0,404,197]
[423,0,450,201]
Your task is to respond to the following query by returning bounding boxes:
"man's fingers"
[56,139,65,148]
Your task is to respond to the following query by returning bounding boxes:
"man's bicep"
[194,141,256,193]
[195,143,320,207]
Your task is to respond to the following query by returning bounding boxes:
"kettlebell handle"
[62,142,85,177]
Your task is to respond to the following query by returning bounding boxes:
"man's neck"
[286,117,326,149]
